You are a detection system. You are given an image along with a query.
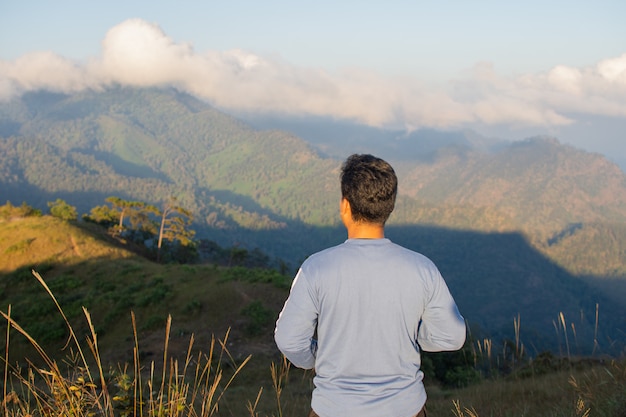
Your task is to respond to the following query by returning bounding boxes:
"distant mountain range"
[1,87,625,352]
[240,113,507,161]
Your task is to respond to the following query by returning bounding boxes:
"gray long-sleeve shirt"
[275,238,466,417]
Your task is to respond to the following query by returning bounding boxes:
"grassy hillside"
[0,215,134,273]
[0,215,288,368]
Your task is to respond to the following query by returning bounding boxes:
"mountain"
[240,113,506,161]
[0,88,341,259]
[1,87,626,352]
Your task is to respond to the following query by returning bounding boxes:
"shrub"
[242,300,274,336]
[221,266,291,289]
[47,198,78,221]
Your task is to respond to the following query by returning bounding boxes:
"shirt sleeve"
[274,268,318,369]
[417,269,466,352]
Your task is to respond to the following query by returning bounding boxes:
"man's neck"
[347,222,385,239]
[340,199,385,239]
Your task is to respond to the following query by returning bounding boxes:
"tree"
[105,196,158,233]
[157,197,195,261]
[47,199,78,221]
[83,204,118,227]
[106,197,139,229]
[0,201,42,219]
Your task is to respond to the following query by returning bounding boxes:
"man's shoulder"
[304,239,434,265]
[305,241,348,261]
[387,240,430,257]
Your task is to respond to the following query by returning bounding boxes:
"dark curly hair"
[340,154,397,225]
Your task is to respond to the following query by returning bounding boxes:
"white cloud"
[1,18,625,131]
[0,51,98,98]
[548,65,582,95]
[597,53,626,83]
[96,19,197,86]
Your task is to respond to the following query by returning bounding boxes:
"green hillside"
[0,88,339,224]
[0,214,287,367]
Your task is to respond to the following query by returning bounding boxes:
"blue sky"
[2,1,624,79]
[1,1,626,166]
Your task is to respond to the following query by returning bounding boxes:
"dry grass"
[0,216,135,274]
[1,271,252,417]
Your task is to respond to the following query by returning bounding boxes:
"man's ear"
[340,198,351,216]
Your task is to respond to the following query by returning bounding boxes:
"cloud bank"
[1,19,625,132]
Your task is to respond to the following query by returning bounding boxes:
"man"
[275,154,466,417]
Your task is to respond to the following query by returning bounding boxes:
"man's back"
[275,238,466,417]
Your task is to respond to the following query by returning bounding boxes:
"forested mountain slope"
[397,138,626,232]
[0,88,338,225]
[2,88,626,274]
[1,87,626,352]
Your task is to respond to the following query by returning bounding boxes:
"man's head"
[340,154,398,225]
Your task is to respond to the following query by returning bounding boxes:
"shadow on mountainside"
[238,223,626,356]
[386,225,626,354]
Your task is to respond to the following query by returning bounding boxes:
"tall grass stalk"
[513,313,524,365]
[83,306,113,414]
[559,312,571,360]
[3,305,10,417]
[131,311,142,417]
[592,303,599,356]
[452,399,479,417]
[270,356,291,417]
[246,387,263,417]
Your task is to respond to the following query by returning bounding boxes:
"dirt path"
[70,234,82,257]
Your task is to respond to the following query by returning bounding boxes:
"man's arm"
[274,269,318,369]
[417,271,466,352]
